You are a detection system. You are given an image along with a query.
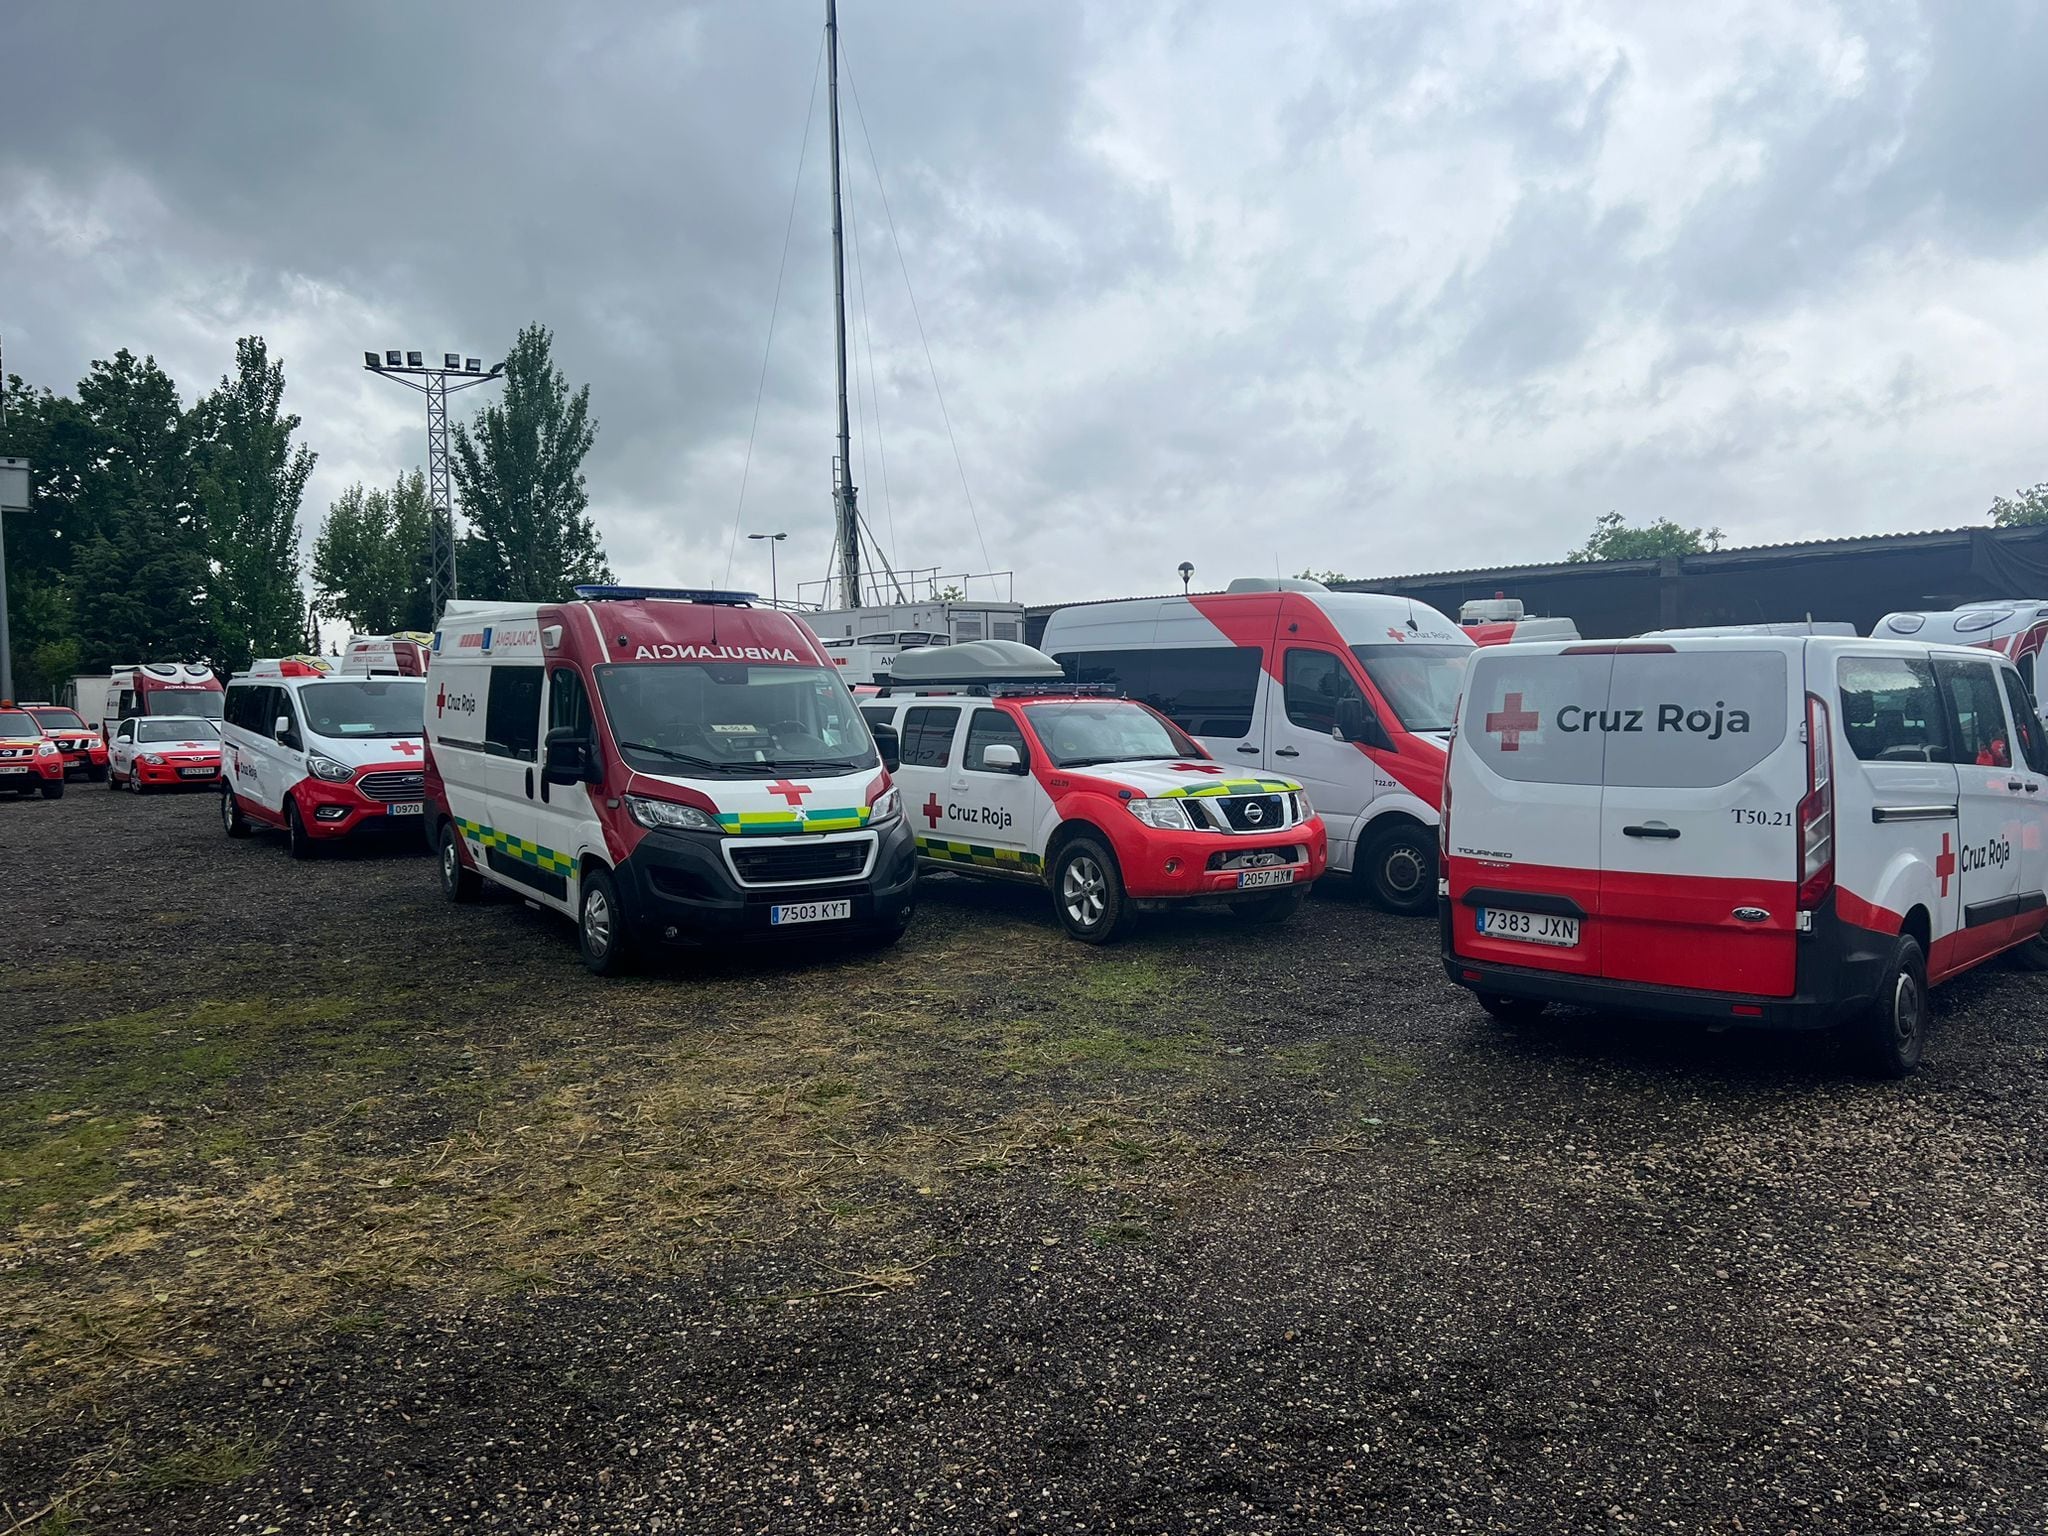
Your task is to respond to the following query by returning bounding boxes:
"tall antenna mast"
[826,0,861,608]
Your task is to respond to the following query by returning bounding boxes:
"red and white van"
[1442,635,2048,1074]
[422,586,916,974]
[342,632,432,677]
[1040,579,1470,913]
[1876,603,2048,716]
[860,641,1327,942]
[1459,595,1579,647]
[219,657,428,856]
[0,704,67,798]
[21,703,109,780]
[98,663,224,739]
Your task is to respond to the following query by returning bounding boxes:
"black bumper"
[1439,889,1893,1032]
[615,817,919,944]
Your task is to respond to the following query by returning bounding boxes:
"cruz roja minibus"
[1039,578,1471,913]
[421,586,916,974]
[1442,634,2048,1075]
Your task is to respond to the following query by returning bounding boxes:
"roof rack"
[572,584,756,606]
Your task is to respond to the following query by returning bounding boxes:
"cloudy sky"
[4,0,2046,607]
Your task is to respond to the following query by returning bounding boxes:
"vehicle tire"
[40,779,64,800]
[221,786,250,838]
[1052,837,1134,944]
[1477,992,1547,1026]
[132,770,150,795]
[1358,822,1436,916]
[88,765,108,783]
[577,865,635,976]
[107,768,123,791]
[1853,933,1929,1078]
[2007,929,2048,971]
[1232,887,1307,925]
[438,820,480,903]
[286,798,317,860]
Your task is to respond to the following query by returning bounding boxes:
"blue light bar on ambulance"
[571,585,757,606]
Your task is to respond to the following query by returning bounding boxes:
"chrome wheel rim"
[1383,845,1425,895]
[442,838,458,889]
[584,888,612,955]
[1061,855,1108,929]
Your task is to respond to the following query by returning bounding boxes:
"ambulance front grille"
[358,770,427,802]
[729,839,871,886]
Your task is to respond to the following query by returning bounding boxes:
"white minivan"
[1443,636,2048,1074]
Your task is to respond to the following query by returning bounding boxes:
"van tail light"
[1797,692,1834,910]
[1439,725,1455,859]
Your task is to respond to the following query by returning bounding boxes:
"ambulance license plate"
[387,801,424,816]
[1478,908,1579,947]
[771,899,851,926]
[1236,867,1296,889]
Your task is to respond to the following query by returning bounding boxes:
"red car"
[0,705,68,798]
[23,703,109,780]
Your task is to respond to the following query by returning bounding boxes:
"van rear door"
[1596,645,1801,996]
[1449,648,1616,976]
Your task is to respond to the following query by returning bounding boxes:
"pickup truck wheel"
[438,821,480,902]
[1853,933,1928,1078]
[578,866,636,976]
[1478,992,1547,1026]
[1359,823,1436,915]
[40,779,65,800]
[1053,837,1133,943]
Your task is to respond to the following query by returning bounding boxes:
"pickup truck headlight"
[1294,790,1314,820]
[1127,797,1194,830]
[626,794,721,834]
[307,755,356,782]
[35,740,58,758]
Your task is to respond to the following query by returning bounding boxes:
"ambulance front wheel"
[578,866,636,976]
[438,821,480,903]
[1359,823,1436,916]
[1852,933,1928,1078]
[1052,837,1133,944]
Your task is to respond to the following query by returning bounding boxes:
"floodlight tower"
[362,350,504,618]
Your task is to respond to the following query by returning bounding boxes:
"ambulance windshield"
[144,687,224,719]
[1023,699,1200,768]
[595,663,876,777]
[1351,644,1471,733]
[298,680,425,739]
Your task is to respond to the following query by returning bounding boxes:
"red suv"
[0,706,67,798]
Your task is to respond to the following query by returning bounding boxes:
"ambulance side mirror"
[981,743,1023,773]
[870,722,901,773]
[1333,696,1371,745]
[543,726,601,786]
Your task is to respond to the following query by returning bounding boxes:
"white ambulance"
[860,641,1328,942]
[219,657,429,857]
[1875,602,2048,713]
[1442,635,2048,1075]
[1039,579,1470,913]
[341,632,433,677]
[1458,595,1579,646]
[421,585,916,974]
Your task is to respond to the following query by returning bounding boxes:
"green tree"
[1566,511,1725,562]
[450,324,611,601]
[312,470,437,633]
[1988,484,2048,527]
[193,337,316,672]
[1296,568,1348,584]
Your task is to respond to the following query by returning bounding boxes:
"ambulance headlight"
[626,794,721,834]
[140,752,166,766]
[870,785,902,825]
[1127,797,1194,830]
[307,755,356,782]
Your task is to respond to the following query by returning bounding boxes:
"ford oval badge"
[1732,906,1770,923]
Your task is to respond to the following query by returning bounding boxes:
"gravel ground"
[2,787,2045,1534]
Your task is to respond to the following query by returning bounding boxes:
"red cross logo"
[1935,833,1956,897]
[435,685,446,717]
[766,780,812,806]
[1386,627,1407,643]
[921,793,943,828]
[1483,693,1540,752]
[391,740,421,757]
[1170,762,1223,774]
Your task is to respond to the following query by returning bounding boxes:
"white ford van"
[1442,636,2048,1074]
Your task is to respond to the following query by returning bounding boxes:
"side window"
[963,709,1028,774]
[1999,668,2048,775]
[1938,660,2012,768]
[548,667,592,739]
[900,706,960,768]
[118,689,137,720]
[1283,649,1361,734]
[485,666,545,761]
[1837,655,1948,763]
[117,719,134,742]
[274,688,303,748]
[859,705,897,733]
[953,620,984,640]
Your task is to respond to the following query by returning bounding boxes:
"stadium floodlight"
[444,353,460,369]
[385,350,402,367]
[406,350,423,367]
[364,351,382,369]
[464,357,482,373]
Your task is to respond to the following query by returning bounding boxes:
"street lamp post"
[1178,560,1195,595]
[0,457,33,702]
[748,532,789,607]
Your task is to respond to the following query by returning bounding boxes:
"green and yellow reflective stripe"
[454,816,576,875]
[915,836,1042,871]
[715,805,872,835]
[1155,777,1301,798]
